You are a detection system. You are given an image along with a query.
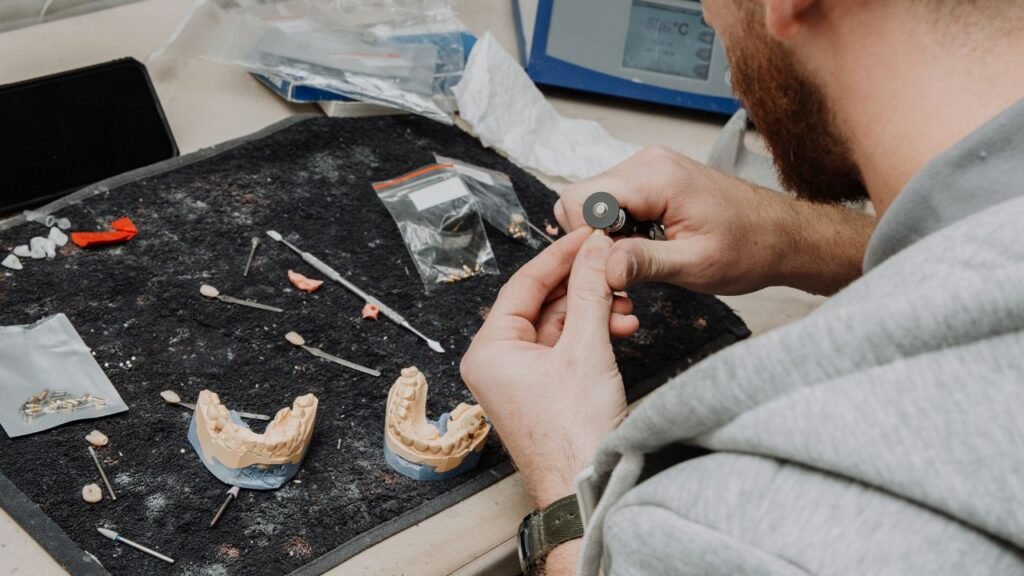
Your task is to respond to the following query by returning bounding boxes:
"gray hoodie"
[577,99,1024,575]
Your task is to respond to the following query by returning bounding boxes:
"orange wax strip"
[361,303,380,320]
[110,217,138,235]
[288,270,324,293]
[71,216,139,248]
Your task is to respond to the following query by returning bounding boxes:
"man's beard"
[725,12,868,203]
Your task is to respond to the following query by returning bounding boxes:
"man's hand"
[554,146,875,296]
[461,229,636,508]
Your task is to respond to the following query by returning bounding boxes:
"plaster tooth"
[428,442,441,454]
[217,405,230,419]
[203,404,219,420]
[294,394,314,408]
[400,367,419,379]
[400,434,414,447]
[441,440,454,455]
[413,439,428,451]
[400,387,415,399]
[396,406,407,419]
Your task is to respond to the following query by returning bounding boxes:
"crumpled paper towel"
[453,32,641,182]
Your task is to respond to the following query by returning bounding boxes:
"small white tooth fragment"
[160,390,181,404]
[49,226,69,247]
[57,218,71,230]
[199,284,220,298]
[85,430,109,447]
[13,245,30,258]
[82,483,103,504]
[1,254,22,270]
[29,237,48,259]
[285,332,305,346]
[44,239,56,259]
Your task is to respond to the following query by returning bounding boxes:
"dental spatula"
[266,230,444,353]
[285,332,381,377]
[200,284,283,313]
[160,390,270,421]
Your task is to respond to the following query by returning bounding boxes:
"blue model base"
[188,412,302,491]
[383,413,483,481]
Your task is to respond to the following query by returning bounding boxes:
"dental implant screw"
[210,486,240,528]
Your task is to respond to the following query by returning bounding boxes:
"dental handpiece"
[582,192,664,240]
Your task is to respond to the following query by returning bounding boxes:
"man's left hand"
[461,229,638,508]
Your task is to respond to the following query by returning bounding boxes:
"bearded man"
[460,1,1024,574]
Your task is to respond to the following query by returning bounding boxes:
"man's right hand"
[554,146,876,296]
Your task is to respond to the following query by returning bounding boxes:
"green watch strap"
[526,494,584,566]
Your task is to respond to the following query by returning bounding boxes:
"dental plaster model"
[383,367,491,481]
[188,390,318,490]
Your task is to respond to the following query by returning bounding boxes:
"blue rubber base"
[188,411,303,490]
[384,413,483,481]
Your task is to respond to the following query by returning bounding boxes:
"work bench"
[0,1,825,574]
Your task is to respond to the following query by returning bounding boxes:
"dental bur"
[98,527,175,564]
[210,486,240,528]
[88,446,116,501]
[266,230,445,353]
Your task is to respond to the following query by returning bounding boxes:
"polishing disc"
[583,191,621,230]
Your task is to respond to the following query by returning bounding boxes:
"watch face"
[518,515,533,572]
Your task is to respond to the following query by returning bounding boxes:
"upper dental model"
[383,367,491,481]
[188,390,318,490]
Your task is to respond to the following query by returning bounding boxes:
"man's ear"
[764,0,818,40]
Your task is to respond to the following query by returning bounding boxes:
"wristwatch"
[517,494,585,574]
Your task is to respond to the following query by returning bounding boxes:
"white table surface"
[0,1,825,574]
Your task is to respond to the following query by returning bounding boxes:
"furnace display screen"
[622,1,715,80]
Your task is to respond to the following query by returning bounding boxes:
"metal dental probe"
[265,230,445,353]
[243,237,260,277]
[210,486,240,528]
[526,221,555,244]
[98,527,175,564]
[160,390,271,421]
[200,284,283,313]
[88,446,116,500]
[284,332,381,377]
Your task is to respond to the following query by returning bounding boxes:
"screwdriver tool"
[583,191,664,240]
[266,230,444,353]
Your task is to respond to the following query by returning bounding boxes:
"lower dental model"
[383,367,491,481]
[188,390,318,490]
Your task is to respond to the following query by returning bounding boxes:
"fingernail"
[627,253,638,281]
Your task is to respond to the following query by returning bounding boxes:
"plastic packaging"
[434,154,546,249]
[0,314,129,439]
[153,0,468,123]
[373,164,499,292]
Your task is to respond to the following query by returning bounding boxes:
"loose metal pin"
[160,390,270,421]
[243,237,260,277]
[98,527,175,564]
[265,230,445,353]
[88,446,116,501]
[210,486,240,528]
[526,220,555,244]
[199,284,283,313]
[285,332,381,377]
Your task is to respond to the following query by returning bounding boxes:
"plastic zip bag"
[373,164,499,292]
[153,0,466,123]
[0,314,129,439]
[434,154,547,249]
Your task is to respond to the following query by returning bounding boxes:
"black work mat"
[0,115,749,575]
